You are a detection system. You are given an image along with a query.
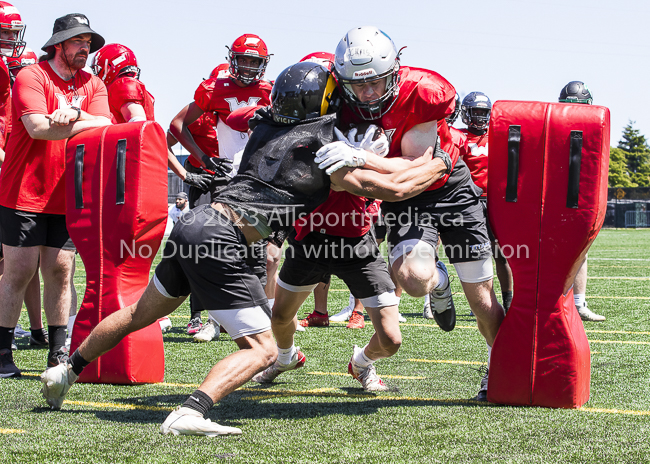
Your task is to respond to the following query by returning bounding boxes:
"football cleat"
[40,362,78,409]
[299,311,329,327]
[397,312,407,323]
[329,293,355,322]
[576,302,605,322]
[422,294,434,320]
[47,349,69,369]
[346,310,365,329]
[158,317,173,333]
[474,367,489,402]
[251,349,306,384]
[193,319,220,342]
[430,261,456,332]
[187,317,202,335]
[348,345,388,392]
[29,329,49,346]
[13,324,30,338]
[161,406,242,437]
[0,348,21,378]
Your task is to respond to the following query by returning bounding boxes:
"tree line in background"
[609,121,650,187]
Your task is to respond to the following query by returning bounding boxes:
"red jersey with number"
[0,61,110,214]
[459,129,488,196]
[341,66,457,191]
[194,76,271,162]
[107,76,155,124]
[0,58,10,148]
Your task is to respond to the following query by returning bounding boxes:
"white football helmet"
[334,26,401,120]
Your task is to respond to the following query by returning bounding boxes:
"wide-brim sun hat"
[41,13,105,54]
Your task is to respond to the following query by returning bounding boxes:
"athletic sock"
[502,291,513,312]
[182,390,214,418]
[434,263,449,291]
[67,315,76,336]
[352,344,374,368]
[574,294,586,307]
[487,343,492,370]
[0,326,14,351]
[69,349,90,376]
[277,345,297,365]
[48,325,67,353]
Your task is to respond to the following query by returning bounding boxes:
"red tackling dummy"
[487,101,610,408]
[66,121,168,384]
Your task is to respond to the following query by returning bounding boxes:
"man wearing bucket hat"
[0,13,112,378]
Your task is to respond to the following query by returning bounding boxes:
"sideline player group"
[0,3,603,437]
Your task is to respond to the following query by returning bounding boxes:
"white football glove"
[315,140,367,175]
[342,125,389,158]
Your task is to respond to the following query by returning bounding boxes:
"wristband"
[71,106,81,122]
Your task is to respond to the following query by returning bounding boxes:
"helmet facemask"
[464,107,491,131]
[0,23,25,57]
[227,49,269,85]
[335,63,400,121]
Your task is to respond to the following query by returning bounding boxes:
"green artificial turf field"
[1,229,649,463]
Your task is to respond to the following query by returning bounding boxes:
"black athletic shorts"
[0,205,75,250]
[154,204,269,312]
[479,197,497,242]
[279,230,395,300]
[384,183,491,264]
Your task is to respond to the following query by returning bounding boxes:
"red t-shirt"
[342,66,458,191]
[460,129,488,196]
[294,190,373,239]
[185,112,219,168]
[0,59,11,148]
[107,76,155,124]
[0,61,110,214]
[194,76,271,161]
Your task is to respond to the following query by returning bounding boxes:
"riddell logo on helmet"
[353,69,376,78]
[244,50,260,56]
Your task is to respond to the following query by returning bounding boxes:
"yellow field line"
[580,407,650,416]
[0,428,25,434]
[589,276,650,280]
[586,329,650,335]
[408,358,486,366]
[307,371,425,380]
[588,296,650,300]
[64,400,172,412]
[589,340,650,345]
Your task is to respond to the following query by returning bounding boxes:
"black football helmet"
[446,93,461,126]
[559,81,593,105]
[271,62,339,124]
[461,91,492,131]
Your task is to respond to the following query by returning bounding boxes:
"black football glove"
[202,155,233,178]
[432,140,452,175]
[183,172,213,192]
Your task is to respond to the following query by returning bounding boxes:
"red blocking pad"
[487,101,610,408]
[66,122,168,384]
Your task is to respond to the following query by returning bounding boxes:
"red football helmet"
[6,46,36,80]
[92,43,140,86]
[209,62,230,79]
[0,1,25,58]
[226,34,270,85]
[299,52,335,71]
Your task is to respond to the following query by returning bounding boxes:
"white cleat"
[422,294,434,319]
[397,313,407,323]
[193,319,220,342]
[161,406,242,437]
[252,349,306,384]
[40,362,78,410]
[329,293,355,322]
[348,345,389,392]
[576,302,605,322]
[159,317,173,333]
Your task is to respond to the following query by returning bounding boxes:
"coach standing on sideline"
[0,14,111,378]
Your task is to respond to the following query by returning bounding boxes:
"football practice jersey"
[0,58,11,148]
[460,129,488,197]
[0,61,110,214]
[107,75,155,124]
[194,76,272,162]
[341,66,458,192]
[185,112,219,168]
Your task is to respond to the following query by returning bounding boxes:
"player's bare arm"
[23,112,111,141]
[169,102,211,167]
[364,120,440,173]
[120,102,146,122]
[329,145,447,202]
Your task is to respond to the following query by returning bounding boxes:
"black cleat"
[47,349,69,369]
[0,348,21,378]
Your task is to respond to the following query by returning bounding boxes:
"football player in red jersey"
[558,81,604,322]
[315,26,506,401]
[91,43,154,124]
[458,92,513,314]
